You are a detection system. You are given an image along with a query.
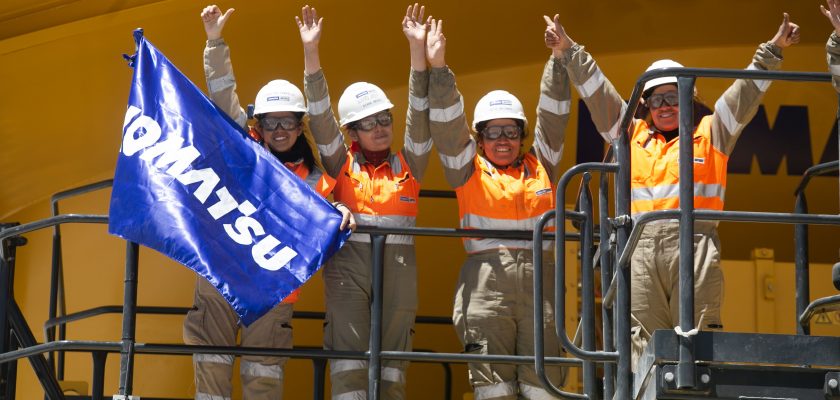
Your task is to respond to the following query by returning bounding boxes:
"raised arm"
[710,13,797,155]
[201,5,248,129]
[298,5,347,178]
[426,18,476,189]
[532,16,572,185]
[401,3,433,182]
[547,14,628,144]
[822,0,840,92]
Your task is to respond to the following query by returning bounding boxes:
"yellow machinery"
[2,1,840,399]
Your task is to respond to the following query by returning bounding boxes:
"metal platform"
[634,330,840,399]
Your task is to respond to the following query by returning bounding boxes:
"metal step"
[634,330,840,399]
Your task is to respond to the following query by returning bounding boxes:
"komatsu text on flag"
[108,30,350,326]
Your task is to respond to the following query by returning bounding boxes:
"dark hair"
[474,119,527,140]
[289,132,317,171]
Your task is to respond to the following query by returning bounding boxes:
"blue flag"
[109,30,349,326]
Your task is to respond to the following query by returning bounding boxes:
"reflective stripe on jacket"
[455,153,555,253]
[629,115,727,220]
[281,162,335,303]
[334,151,419,245]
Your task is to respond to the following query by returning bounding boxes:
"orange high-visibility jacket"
[279,161,336,304]
[629,115,727,220]
[333,150,419,245]
[456,153,555,254]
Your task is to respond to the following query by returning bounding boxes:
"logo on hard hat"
[355,91,370,99]
[266,95,291,102]
[490,100,513,107]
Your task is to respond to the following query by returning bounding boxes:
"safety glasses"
[352,111,393,131]
[481,125,522,140]
[259,116,300,131]
[646,91,679,109]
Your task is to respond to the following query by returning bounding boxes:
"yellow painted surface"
[2,0,840,398]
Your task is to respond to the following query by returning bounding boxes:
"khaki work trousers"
[323,241,417,400]
[453,248,565,400]
[183,277,293,400]
[630,223,724,368]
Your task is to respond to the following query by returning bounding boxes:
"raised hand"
[201,4,235,41]
[771,12,801,48]
[296,5,323,49]
[821,0,840,36]
[426,18,446,68]
[402,3,430,46]
[543,14,575,57]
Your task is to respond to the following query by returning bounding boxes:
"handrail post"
[117,242,139,397]
[91,351,107,400]
[0,231,17,399]
[794,194,810,335]
[48,204,62,379]
[599,172,615,399]
[368,234,386,400]
[676,76,697,389]
[312,358,327,400]
[47,180,114,382]
[534,210,589,399]
[613,132,633,398]
[579,173,597,398]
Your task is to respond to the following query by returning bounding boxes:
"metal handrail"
[529,162,621,399]
[614,210,840,271]
[799,294,840,331]
[793,158,839,335]
[551,162,620,362]
[49,179,114,381]
[794,160,839,196]
[585,66,836,396]
[15,65,839,399]
[0,211,587,399]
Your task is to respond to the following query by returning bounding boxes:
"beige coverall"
[558,41,783,367]
[304,68,431,400]
[428,58,570,400]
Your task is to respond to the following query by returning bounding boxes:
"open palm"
[426,18,446,68]
[402,3,429,46]
[296,5,322,46]
[822,0,840,36]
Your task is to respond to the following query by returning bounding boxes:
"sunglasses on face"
[646,91,679,109]
[352,111,393,131]
[481,125,522,140]
[259,116,300,131]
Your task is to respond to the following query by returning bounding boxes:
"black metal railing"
[0,183,586,400]
[2,66,840,400]
[595,66,838,398]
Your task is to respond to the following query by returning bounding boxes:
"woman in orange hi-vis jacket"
[545,11,799,368]
[425,17,570,399]
[182,5,355,400]
[297,4,432,399]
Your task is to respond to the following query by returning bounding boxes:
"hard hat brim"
[642,76,679,95]
[340,101,395,127]
[253,104,308,116]
[472,112,528,131]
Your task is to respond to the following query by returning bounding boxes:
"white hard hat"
[642,59,684,94]
[253,80,307,116]
[337,82,394,126]
[472,90,527,130]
